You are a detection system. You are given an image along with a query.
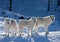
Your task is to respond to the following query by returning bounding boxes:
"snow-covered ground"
[0,9,60,42]
[0,31,60,42]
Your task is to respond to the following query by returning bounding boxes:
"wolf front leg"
[6,29,9,37]
[45,25,49,35]
[19,28,23,36]
[34,22,38,34]
[28,27,32,37]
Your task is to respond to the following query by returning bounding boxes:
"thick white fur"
[4,18,18,36]
[18,17,35,36]
[4,18,11,36]
[33,15,55,34]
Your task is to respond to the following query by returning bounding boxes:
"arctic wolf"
[18,17,35,36]
[4,18,18,36]
[33,15,55,34]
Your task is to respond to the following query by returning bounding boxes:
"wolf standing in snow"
[33,15,55,35]
[18,17,35,36]
[4,18,18,37]
[4,18,11,36]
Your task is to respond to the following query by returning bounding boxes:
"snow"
[0,30,60,42]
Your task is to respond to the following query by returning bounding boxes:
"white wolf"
[10,18,18,36]
[4,18,18,37]
[18,17,35,36]
[33,15,55,34]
